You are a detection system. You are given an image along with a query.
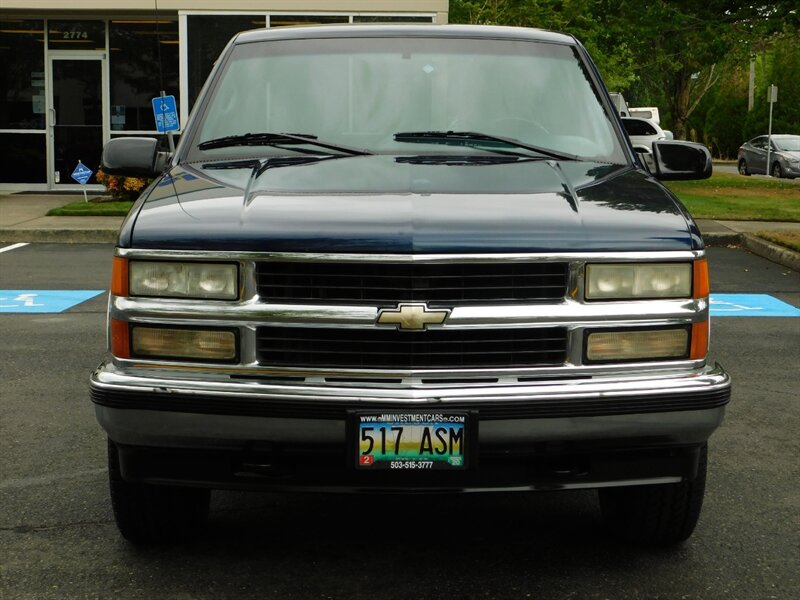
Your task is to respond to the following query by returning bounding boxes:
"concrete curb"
[700,232,743,247]
[741,233,800,272]
[703,231,800,271]
[0,229,119,244]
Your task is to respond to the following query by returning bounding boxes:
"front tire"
[771,162,783,178]
[738,158,750,176]
[598,444,707,546]
[107,439,211,543]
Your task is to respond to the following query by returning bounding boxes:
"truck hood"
[123,155,699,252]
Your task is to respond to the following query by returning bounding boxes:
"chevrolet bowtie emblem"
[376,303,451,331]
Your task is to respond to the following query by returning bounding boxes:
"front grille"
[256,326,567,369]
[256,262,568,305]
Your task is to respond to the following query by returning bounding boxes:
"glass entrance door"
[49,55,106,186]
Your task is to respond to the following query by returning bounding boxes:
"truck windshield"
[189,36,626,164]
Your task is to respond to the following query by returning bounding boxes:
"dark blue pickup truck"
[92,24,731,545]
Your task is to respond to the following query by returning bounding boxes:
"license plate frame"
[349,410,473,471]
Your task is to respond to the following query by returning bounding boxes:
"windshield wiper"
[394,131,579,161]
[203,154,348,175]
[198,132,372,156]
[395,154,537,166]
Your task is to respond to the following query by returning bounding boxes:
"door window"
[51,59,103,184]
[0,18,46,183]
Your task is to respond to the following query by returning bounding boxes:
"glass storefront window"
[187,15,265,110]
[110,20,179,131]
[48,20,106,51]
[353,16,434,23]
[0,133,47,183]
[270,15,349,27]
[0,19,46,130]
[185,14,436,113]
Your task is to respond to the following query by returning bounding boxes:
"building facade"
[0,1,448,190]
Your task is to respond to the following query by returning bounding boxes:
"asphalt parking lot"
[1,243,798,600]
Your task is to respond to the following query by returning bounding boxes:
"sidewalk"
[1,192,798,270]
[0,193,123,244]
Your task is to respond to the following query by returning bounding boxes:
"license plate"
[353,412,468,470]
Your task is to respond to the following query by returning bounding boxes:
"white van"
[629,106,660,125]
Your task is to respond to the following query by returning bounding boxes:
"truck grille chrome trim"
[115,248,705,263]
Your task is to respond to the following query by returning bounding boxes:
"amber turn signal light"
[690,321,709,360]
[110,319,130,358]
[693,259,709,299]
[111,257,129,296]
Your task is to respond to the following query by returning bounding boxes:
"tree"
[616,1,798,139]
[449,1,637,90]
[700,65,749,157]
[451,1,798,141]
[743,31,800,140]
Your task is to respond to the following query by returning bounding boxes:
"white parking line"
[0,242,29,254]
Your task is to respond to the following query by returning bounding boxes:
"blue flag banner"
[71,161,93,185]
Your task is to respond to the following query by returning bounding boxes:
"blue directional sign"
[0,290,104,313]
[710,294,800,317]
[71,161,93,185]
[151,94,180,133]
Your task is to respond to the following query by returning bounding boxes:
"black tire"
[598,444,707,546]
[771,162,783,178]
[107,439,211,543]
[738,158,750,176]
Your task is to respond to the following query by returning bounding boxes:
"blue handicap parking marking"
[710,294,800,317]
[0,290,105,313]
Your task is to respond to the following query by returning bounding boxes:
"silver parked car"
[738,134,800,179]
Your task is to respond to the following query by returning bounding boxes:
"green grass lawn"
[755,230,800,252]
[665,173,800,222]
[47,200,134,217]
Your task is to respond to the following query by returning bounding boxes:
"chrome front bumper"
[91,360,730,449]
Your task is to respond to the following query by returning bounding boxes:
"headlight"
[586,263,692,300]
[586,327,689,362]
[129,261,238,300]
[131,326,237,362]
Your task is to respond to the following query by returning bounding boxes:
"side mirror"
[101,137,169,178]
[663,130,674,141]
[650,140,712,180]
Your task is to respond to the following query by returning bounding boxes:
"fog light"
[131,326,237,362]
[586,327,689,362]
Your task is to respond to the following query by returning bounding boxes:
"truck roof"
[234,24,577,46]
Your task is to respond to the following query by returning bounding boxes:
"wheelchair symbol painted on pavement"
[0,290,105,313]
[709,294,799,317]
[0,293,45,309]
